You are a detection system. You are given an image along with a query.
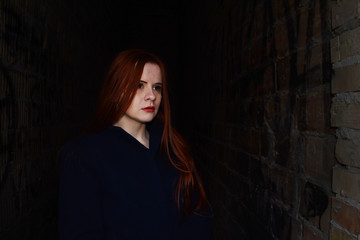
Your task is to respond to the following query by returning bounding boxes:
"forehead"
[141,63,162,82]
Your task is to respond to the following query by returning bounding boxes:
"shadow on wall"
[0,0,108,238]
[179,0,335,239]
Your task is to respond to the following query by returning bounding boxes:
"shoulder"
[61,132,101,155]
[60,132,108,171]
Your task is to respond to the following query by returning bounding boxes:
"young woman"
[58,49,213,239]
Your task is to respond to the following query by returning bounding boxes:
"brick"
[272,0,296,21]
[291,218,303,240]
[268,167,295,205]
[274,23,289,58]
[306,91,332,133]
[331,37,340,63]
[309,45,323,70]
[272,94,292,133]
[332,198,360,234]
[255,8,264,38]
[233,127,261,156]
[260,131,269,157]
[277,57,291,90]
[264,96,275,122]
[304,223,326,240]
[298,6,309,49]
[276,137,293,168]
[332,165,360,201]
[336,138,360,168]
[249,39,266,68]
[331,101,360,129]
[297,49,306,75]
[331,27,360,63]
[300,181,331,233]
[269,204,292,239]
[305,136,336,184]
[330,224,357,240]
[295,94,307,131]
[332,0,360,29]
[313,1,325,39]
[272,0,286,21]
[262,64,275,96]
[332,64,360,93]
[306,65,323,89]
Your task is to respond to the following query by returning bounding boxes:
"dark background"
[1,0,359,239]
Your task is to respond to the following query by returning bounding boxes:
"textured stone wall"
[330,0,360,239]
[179,0,338,239]
[0,0,102,238]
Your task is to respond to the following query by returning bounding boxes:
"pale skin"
[113,63,162,149]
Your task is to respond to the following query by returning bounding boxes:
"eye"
[153,85,162,93]
[138,82,144,89]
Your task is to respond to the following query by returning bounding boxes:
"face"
[120,63,162,127]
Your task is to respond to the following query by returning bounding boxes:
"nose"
[145,87,156,101]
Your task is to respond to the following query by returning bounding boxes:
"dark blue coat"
[58,122,213,239]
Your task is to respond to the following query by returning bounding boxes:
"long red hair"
[86,49,209,216]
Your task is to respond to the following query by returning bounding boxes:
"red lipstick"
[142,106,155,112]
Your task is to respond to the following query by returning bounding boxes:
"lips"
[142,106,155,112]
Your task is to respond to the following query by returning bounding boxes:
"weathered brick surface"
[330,0,360,234]
[268,167,295,206]
[331,101,360,129]
[180,0,335,239]
[332,64,360,93]
[297,49,307,75]
[272,0,296,22]
[0,0,68,236]
[332,198,360,235]
[298,6,310,49]
[305,135,336,184]
[331,37,341,63]
[304,223,327,240]
[277,57,291,91]
[306,91,332,133]
[336,138,360,168]
[300,181,331,234]
[312,0,323,40]
[332,166,360,201]
[332,0,360,29]
[330,224,357,240]
[274,22,290,58]
[309,45,323,70]
[331,27,360,63]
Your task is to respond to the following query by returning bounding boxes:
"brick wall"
[179,0,338,239]
[0,0,103,238]
[330,0,360,239]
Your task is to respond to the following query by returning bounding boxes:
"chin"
[140,117,156,123]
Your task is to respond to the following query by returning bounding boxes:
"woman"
[58,49,213,239]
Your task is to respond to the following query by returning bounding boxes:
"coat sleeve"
[58,142,105,240]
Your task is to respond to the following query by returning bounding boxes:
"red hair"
[86,49,209,216]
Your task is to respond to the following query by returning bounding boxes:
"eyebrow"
[140,80,162,85]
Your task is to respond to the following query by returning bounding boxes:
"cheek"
[126,96,140,112]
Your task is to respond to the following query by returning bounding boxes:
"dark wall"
[0,0,180,239]
[0,1,74,238]
[179,0,335,239]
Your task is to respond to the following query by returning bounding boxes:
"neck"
[113,118,150,148]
